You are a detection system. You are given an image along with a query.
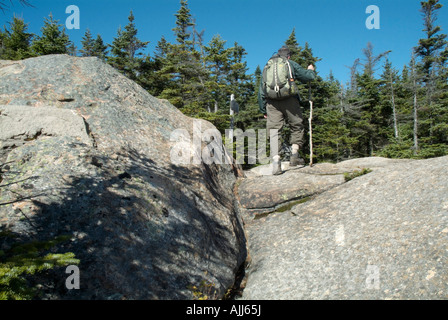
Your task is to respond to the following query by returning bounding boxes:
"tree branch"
[0,0,33,13]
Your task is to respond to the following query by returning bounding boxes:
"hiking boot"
[272,159,283,175]
[290,153,305,167]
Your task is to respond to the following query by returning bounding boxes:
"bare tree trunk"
[349,58,360,94]
[413,89,419,155]
[389,74,399,139]
[410,53,419,155]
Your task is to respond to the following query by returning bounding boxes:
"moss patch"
[344,168,372,182]
[253,197,312,220]
[276,197,312,213]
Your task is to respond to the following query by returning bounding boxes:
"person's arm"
[290,60,316,83]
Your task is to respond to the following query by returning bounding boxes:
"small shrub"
[188,279,218,300]
[0,232,79,300]
[344,168,372,182]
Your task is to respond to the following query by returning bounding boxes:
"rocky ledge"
[239,156,448,299]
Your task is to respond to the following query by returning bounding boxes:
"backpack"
[262,55,299,100]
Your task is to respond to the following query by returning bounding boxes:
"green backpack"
[262,55,299,100]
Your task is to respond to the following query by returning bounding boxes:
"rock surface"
[236,157,407,218]
[0,55,246,299]
[0,105,93,161]
[2,54,446,301]
[241,156,448,299]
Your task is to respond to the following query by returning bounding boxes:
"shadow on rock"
[0,138,246,300]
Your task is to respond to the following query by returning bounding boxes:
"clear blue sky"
[1,0,448,86]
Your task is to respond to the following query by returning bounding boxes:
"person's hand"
[264,114,267,119]
[307,64,315,71]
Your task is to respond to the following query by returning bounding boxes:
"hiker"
[258,45,316,175]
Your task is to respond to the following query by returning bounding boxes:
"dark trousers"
[266,96,304,155]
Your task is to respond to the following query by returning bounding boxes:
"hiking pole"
[308,82,314,167]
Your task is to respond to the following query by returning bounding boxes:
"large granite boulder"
[241,156,448,299]
[0,55,246,300]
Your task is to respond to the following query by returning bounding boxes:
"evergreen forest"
[1,0,448,164]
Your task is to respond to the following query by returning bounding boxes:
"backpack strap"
[285,59,294,82]
[274,59,280,93]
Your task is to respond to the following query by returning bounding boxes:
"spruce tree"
[191,18,206,67]
[235,65,265,133]
[346,43,391,157]
[80,28,95,57]
[415,0,447,87]
[108,11,149,81]
[226,42,253,108]
[158,0,211,114]
[379,56,424,159]
[302,42,320,68]
[414,0,448,155]
[31,14,71,56]
[354,73,385,156]
[173,0,194,50]
[157,0,194,107]
[361,42,391,78]
[154,35,169,60]
[92,34,108,60]
[80,30,107,59]
[204,34,232,112]
[347,58,361,97]
[311,70,360,162]
[0,15,34,60]
[313,106,353,162]
[142,36,170,97]
[285,28,303,65]
[67,42,77,56]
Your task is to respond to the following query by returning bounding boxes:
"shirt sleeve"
[290,60,316,83]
